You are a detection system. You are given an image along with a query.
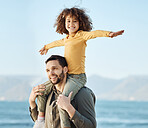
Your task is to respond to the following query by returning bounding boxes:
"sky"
[0,0,148,79]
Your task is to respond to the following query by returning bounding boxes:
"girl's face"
[65,15,79,35]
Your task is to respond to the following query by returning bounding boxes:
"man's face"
[46,60,66,84]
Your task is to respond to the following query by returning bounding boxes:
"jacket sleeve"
[45,38,65,50]
[29,106,38,122]
[70,88,97,128]
[81,30,111,40]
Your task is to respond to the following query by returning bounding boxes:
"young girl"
[35,7,124,128]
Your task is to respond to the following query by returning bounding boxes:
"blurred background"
[0,0,148,128]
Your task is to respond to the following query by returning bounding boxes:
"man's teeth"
[50,76,56,79]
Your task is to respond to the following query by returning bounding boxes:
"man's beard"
[50,70,65,85]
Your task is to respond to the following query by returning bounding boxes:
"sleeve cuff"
[70,110,77,120]
[107,31,113,37]
[29,106,38,122]
[70,110,84,123]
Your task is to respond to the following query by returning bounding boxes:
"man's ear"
[63,66,68,73]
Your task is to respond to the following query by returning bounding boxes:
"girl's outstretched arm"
[109,30,124,38]
[39,39,65,55]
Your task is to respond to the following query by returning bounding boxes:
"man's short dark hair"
[45,55,68,67]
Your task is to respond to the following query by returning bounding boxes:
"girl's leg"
[37,80,53,112]
[59,73,87,128]
[34,80,53,128]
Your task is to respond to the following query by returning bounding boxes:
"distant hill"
[0,75,48,101]
[0,75,148,101]
[86,75,148,101]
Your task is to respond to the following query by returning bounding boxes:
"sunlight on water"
[0,100,148,128]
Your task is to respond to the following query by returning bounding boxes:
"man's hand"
[109,30,124,38]
[57,92,73,110]
[57,92,76,118]
[29,84,45,109]
[39,45,48,55]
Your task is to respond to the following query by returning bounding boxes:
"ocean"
[0,100,148,128]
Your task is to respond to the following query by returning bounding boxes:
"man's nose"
[48,70,54,76]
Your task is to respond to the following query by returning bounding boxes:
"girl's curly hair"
[54,7,93,34]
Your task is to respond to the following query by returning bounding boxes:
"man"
[29,55,96,128]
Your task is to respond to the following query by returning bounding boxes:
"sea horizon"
[0,100,148,128]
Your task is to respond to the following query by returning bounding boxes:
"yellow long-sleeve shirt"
[45,30,111,74]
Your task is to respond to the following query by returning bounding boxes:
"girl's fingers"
[118,30,124,35]
[40,51,44,55]
[41,51,44,55]
[39,48,44,52]
[39,51,43,54]
[113,30,124,37]
[45,50,48,55]
[39,48,45,54]
[120,30,124,33]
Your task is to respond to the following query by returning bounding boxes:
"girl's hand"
[39,46,48,55]
[109,30,124,38]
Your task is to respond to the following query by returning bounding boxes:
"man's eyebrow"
[52,65,58,68]
[46,66,58,70]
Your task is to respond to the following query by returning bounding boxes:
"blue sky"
[0,0,148,79]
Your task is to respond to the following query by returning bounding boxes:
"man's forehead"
[46,60,61,68]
